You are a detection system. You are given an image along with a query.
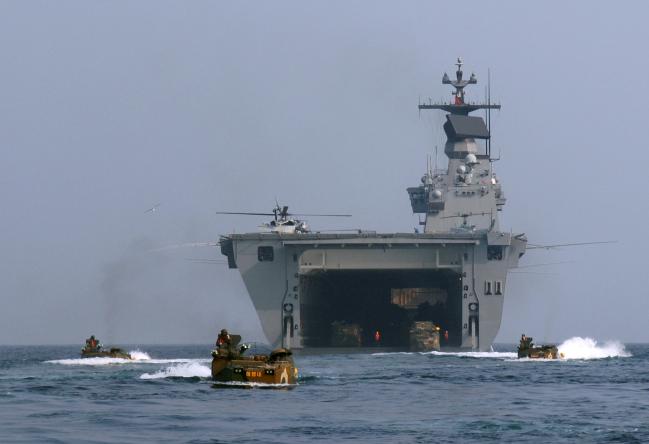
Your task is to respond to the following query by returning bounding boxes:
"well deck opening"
[299,269,462,347]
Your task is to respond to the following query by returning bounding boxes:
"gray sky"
[1,1,647,345]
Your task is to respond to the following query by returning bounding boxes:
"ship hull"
[221,231,525,351]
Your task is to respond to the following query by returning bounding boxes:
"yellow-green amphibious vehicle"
[80,335,132,359]
[211,330,298,386]
[517,334,563,359]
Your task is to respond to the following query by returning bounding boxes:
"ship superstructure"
[220,59,526,351]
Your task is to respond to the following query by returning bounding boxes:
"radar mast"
[418,57,500,116]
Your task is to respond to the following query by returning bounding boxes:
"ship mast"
[418,57,500,161]
[418,57,500,116]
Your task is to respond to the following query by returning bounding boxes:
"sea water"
[0,338,646,443]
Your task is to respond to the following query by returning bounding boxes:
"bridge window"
[495,281,503,295]
[258,246,274,262]
[487,246,503,261]
[484,281,492,295]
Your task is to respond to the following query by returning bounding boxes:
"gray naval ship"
[220,58,526,351]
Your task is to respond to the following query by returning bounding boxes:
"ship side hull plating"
[221,232,525,351]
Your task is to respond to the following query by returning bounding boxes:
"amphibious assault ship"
[220,58,526,351]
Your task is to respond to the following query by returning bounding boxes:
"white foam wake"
[46,350,151,365]
[557,337,631,359]
[46,357,132,365]
[145,358,211,364]
[129,350,151,360]
[139,362,211,380]
[429,351,518,359]
[372,351,517,359]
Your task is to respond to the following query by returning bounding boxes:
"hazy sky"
[1,1,647,345]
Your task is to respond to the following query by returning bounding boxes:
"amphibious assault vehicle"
[211,334,298,386]
[80,347,132,359]
[517,335,562,359]
[81,335,132,359]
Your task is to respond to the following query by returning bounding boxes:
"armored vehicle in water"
[81,336,132,359]
[219,58,526,351]
[410,321,441,352]
[81,348,132,359]
[517,335,561,359]
[211,332,298,386]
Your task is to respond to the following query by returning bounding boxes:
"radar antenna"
[419,57,500,116]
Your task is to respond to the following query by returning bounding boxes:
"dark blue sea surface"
[1,341,647,443]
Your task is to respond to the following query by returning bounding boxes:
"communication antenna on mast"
[487,68,492,159]
[434,145,438,172]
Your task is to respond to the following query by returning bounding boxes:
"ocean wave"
[139,362,211,380]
